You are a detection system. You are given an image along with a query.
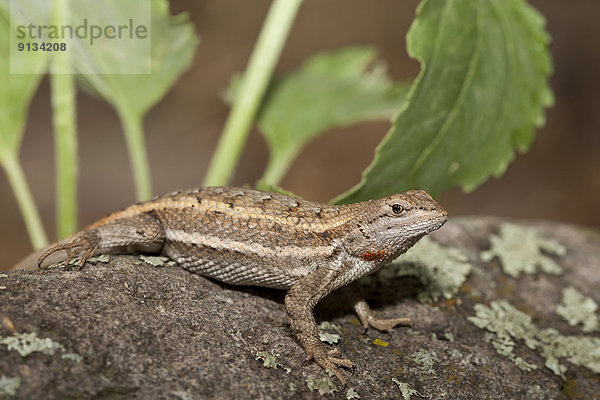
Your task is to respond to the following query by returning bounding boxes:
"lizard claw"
[305,346,353,385]
[315,353,353,385]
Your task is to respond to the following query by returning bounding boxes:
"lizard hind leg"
[37,211,164,270]
[37,230,100,270]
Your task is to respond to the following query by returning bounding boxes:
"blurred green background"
[1,0,598,268]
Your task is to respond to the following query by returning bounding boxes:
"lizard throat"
[359,250,392,263]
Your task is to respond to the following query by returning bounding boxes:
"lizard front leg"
[342,282,412,332]
[284,265,353,384]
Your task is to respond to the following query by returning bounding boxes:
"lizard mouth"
[424,215,448,233]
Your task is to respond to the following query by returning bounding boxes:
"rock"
[0,217,598,399]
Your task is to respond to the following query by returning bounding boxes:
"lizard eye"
[391,204,403,214]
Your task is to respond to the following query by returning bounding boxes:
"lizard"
[36,186,448,383]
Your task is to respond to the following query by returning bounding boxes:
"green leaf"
[5,0,197,116]
[337,0,553,203]
[71,0,198,200]
[0,11,48,249]
[0,12,46,158]
[76,0,197,117]
[249,47,409,185]
[4,0,197,201]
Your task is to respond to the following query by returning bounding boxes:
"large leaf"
[0,11,46,158]
[75,0,198,117]
[76,0,197,200]
[337,0,553,203]
[251,47,409,184]
[75,0,197,200]
[4,0,198,201]
[4,0,196,118]
[0,11,48,248]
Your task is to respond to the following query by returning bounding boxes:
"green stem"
[203,0,303,186]
[118,109,151,201]
[1,154,48,249]
[260,147,300,187]
[50,0,77,238]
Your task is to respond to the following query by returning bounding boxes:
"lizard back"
[95,187,359,289]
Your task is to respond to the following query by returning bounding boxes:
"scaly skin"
[37,186,448,383]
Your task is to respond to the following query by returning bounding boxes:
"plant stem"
[203,0,303,186]
[260,147,299,187]
[1,154,48,249]
[119,109,152,201]
[50,0,77,238]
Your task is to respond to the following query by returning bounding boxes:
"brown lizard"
[37,186,447,383]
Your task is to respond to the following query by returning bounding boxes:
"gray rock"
[0,217,598,399]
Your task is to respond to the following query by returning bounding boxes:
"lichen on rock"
[481,223,565,277]
[468,300,600,377]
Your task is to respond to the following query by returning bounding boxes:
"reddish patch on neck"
[360,250,389,262]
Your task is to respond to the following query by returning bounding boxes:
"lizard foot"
[38,234,98,270]
[353,299,412,332]
[362,315,412,332]
[305,345,353,385]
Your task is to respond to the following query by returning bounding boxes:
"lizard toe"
[327,348,341,357]
[313,354,352,385]
[367,315,412,332]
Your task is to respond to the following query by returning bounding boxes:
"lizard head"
[347,190,448,263]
